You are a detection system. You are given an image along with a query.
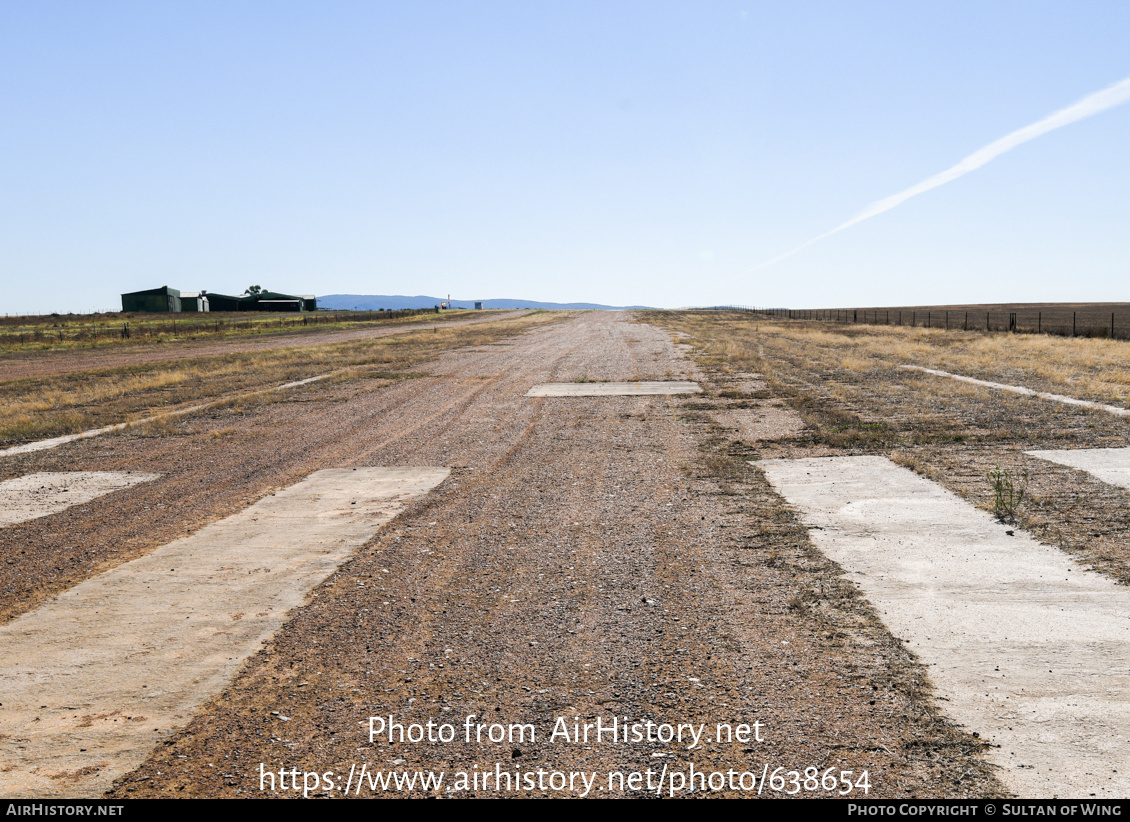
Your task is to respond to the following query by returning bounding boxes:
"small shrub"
[987,464,1028,522]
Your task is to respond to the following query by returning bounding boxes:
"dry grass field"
[0,311,543,446]
[0,307,456,353]
[653,310,1130,587]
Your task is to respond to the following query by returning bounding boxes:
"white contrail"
[750,75,1130,272]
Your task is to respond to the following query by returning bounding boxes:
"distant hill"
[317,295,654,311]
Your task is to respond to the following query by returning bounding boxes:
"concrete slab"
[902,365,1130,418]
[0,472,159,527]
[1028,447,1130,491]
[0,466,449,798]
[759,455,1130,798]
[525,381,701,397]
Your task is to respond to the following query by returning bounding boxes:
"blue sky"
[2,1,1128,313]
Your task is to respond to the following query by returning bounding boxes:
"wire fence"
[693,305,1130,341]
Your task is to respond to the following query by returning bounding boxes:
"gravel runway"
[1,312,1001,798]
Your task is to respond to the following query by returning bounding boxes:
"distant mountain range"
[317,294,654,311]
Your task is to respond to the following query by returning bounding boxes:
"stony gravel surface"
[2,312,1003,798]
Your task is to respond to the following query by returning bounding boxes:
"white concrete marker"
[0,472,159,527]
[902,365,1130,417]
[0,466,449,798]
[1028,447,1130,491]
[0,419,155,457]
[0,375,333,458]
[277,374,330,390]
[526,381,701,397]
[759,455,1130,798]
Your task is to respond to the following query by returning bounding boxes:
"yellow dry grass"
[0,308,490,354]
[664,312,1130,408]
[0,311,563,445]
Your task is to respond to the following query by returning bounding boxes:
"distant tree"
[244,285,263,296]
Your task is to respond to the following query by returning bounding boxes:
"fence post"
[1073,312,1076,337]
[1038,312,1041,334]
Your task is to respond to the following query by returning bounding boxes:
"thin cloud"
[749,75,1130,272]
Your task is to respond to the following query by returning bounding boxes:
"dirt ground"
[4,311,1009,798]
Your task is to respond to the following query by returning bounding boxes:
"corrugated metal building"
[254,291,302,311]
[204,293,253,312]
[121,287,316,312]
[121,286,182,313]
[180,292,210,312]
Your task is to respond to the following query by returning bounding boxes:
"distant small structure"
[121,286,181,313]
[474,301,483,310]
